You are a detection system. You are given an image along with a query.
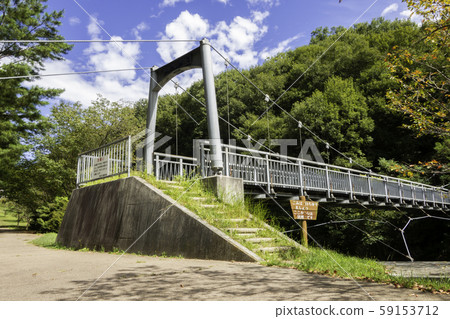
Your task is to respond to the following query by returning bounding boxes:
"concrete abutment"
[56,176,260,262]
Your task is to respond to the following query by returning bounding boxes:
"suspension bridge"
[76,39,449,212]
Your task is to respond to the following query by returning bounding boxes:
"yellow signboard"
[290,200,319,220]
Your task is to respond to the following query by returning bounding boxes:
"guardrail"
[154,152,198,181]
[199,142,449,208]
[76,136,131,187]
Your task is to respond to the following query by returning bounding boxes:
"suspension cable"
[210,44,371,172]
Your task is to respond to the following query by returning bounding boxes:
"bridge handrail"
[76,136,131,187]
[153,152,199,162]
[200,142,448,193]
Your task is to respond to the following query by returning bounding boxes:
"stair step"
[258,246,292,253]
[245,237,275,243]
[165,185,184,190]
[200,204,219,209]
[236,233,254,238]
[192,197,208,201]
[160,180,178,184]
[226,228,263,234]
[217,218,250,222]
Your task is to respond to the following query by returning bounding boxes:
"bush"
[35,196,68,232]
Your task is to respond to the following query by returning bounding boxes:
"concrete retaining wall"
[56,177,260,262]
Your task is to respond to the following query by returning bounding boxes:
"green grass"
[263,246,450,294]
[0,201,27,229]
[31,232,59,248]
[80,171,450,295]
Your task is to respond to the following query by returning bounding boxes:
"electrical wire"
[0,39,199,43]
[0,67,150,80]
[72,0,200,126]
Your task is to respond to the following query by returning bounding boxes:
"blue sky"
[35,0,418,108]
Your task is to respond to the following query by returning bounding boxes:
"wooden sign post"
[290,196,319,248]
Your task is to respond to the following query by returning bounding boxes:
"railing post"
[432,189,436,207]
[127,135,131,177]
[224,146,229,177]
[298,160,304,196]
[200,143,205,177]
[347,170,353,200]
[155,154,160,180]
[265,154,271,194]
[76,156,81,188]
[325,166,331,198]
[422,186,426,206]
[398,180,403,204]
[179,158,183,178]
[367,173,373,202]
[384,177,389,203]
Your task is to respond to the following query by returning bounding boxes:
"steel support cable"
[210,44,371,172]
[319,204,414,261]
[167,76,292,160]
[399,211,450,261]
[251,0,381,126]
[284,218,389,233]
[256,185,376,301]
[72,0,200,125]
[225,60,231,142]
[357,202,406,232]
[359,202,421,262]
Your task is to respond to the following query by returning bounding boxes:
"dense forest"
[0,1,448,260]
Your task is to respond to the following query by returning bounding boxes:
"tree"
[386,0,449,137]
[0,0,71,187]
[3,97,142,231]
[289,76,374,167]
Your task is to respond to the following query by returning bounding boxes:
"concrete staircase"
[159,180,305,261]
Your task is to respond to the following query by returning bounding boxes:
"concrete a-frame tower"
[146,39,223,174]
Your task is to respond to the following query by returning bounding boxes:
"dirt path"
[0,229,448,301]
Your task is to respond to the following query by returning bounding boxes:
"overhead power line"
[0,39,200,44]
[0,67,151,80]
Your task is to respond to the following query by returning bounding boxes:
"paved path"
[0,229,448,301]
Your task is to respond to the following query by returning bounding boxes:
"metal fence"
[154,152,198,181]
[199,142,450,209]
[76,136,131,187]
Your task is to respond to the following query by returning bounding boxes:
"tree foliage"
[0,0,71,187]
[386,0,449,137]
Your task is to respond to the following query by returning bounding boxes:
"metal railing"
[199,142,450,209]
[76,136,131,187]
[154,152,198,181]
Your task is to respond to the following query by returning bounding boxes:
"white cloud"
[260,33,302,60]
[87,17,102,38]
[156,10,271,93]
[69,16,81,26]
[160,0,193,8]
[216,0,229,4]
[31,19,150,106]
[247,0,279,7]
[132,22,150,39]
[400,9,423,25]
[381,3,398,16]
[157,11,209,63]
[251,10,269,24]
